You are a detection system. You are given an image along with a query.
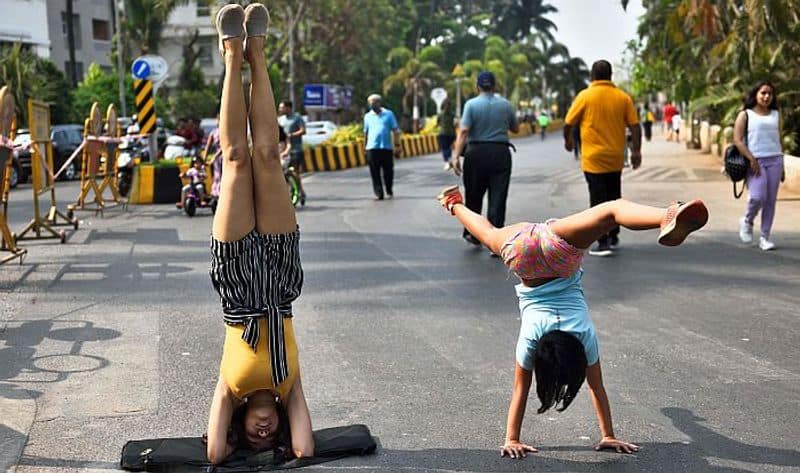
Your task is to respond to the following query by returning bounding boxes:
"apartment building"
[0,0,50,57]
[160,1,221,87]
[46,0,115,81]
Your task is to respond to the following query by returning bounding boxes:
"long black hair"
[744,81,779,111]
[229,396,294,463]
[533,330,588,414]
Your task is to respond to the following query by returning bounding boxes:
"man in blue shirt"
[452,71,519,247]
[363,94,400,200]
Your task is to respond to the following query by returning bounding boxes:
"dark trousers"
[437,134,455,161]
[643,121,653,141]
[366,149,394,198]
[462,143,512,237]
[584,171,622,245]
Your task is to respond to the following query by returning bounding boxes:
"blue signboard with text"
[303,84,353,110]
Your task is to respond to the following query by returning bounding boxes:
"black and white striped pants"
[210,228,303,385]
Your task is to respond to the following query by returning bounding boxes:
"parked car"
[14,124,85,182]
[302,121,338,147]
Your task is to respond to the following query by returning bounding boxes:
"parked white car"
[302,121,338,147]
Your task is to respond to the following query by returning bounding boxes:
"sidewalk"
[627,136,800,259]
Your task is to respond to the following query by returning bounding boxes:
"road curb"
[0,387,36,473]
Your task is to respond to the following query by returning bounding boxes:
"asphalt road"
[2,134,799,472]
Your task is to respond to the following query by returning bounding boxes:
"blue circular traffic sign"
[131,58,151,80]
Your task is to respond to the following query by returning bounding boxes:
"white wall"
[0,0,50,57]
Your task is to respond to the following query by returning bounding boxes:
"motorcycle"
[163,135,198,160]
[116,137,145,197]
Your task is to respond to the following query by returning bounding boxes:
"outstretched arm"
[285,376,314,458]
[501,363,538,458]
[207,375,236,464]
[585,362,639,454]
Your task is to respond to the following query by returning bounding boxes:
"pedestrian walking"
[643,104,654,141]
[437,98,456,171]
[563,60,641,256]
[436,184,708,459]
[672,108,682,142]
[451,71,519,248]
[537,111,550,140]
[278,100,307,204]
[734,80,785,251]
[363,94,400,200]
[663,101,677,140]
[206,4,313,464]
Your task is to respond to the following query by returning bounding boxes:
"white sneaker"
[443,161,452,171]
[739,217,753,244]
[759,236,775,251]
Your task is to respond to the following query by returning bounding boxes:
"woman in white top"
[733,81,784,251]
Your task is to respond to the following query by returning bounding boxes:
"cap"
[367,94,382,103]
[477,71,495,89]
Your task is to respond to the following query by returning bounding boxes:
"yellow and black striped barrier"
[302,134,439,173]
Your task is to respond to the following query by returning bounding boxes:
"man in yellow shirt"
[563,60,641,256]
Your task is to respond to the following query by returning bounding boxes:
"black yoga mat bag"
[121,424,377,472]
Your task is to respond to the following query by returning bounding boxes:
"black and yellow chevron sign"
[133,79,156,135]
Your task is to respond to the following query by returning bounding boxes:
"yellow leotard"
[221,317,299,401]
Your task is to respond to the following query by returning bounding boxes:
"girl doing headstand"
[437,185,708,458]
[206,3,313,464]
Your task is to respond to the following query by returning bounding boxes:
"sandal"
[658,199,709,246]
[437,185,463,215]
[215,4,245,57]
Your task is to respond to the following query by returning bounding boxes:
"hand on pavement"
[500,440,538,459]
[594,437,640,454]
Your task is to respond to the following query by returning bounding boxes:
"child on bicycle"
[180,156,207,205]
[436,185,708,458]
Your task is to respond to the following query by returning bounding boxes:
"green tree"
[71,64,136,122]
[383,45,444,131]
[0,44,74,126]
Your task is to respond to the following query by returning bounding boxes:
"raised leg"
[246,35,297,235]
[548,199,664,249]
[211,37,256,242]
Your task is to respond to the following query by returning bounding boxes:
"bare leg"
[211,37,256,242]
[548,199,664,249]
[450,199,665,254]
[246,36,297,235]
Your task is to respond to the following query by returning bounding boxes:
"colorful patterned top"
[500,220,585,280]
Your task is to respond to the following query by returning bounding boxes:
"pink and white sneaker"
[658,199,709,246]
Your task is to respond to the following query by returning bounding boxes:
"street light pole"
[112,0,127,117]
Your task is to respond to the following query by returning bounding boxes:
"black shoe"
[609,235,619,247]
[588,242,613,257]
[386,193,394,200]
[463,233,481,246]
[374,195,384,201]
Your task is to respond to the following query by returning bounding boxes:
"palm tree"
[383,46,444,132]
[492,0,559,41]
